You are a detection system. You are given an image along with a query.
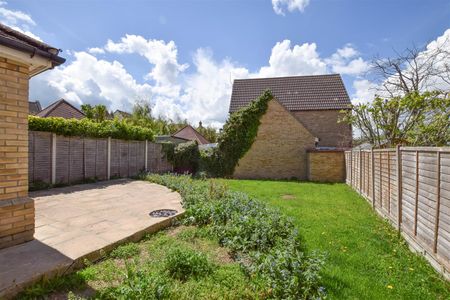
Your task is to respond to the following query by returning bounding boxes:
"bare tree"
[370,37,450,97]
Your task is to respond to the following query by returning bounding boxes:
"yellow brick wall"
[307,151,346,182]
[233,99,315,180]
[0,56,34,249]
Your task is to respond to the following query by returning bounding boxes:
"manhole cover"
[149,209,178,218]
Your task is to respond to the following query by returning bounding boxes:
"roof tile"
[229,74,351,112]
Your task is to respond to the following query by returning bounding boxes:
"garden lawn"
[224,179,450,300]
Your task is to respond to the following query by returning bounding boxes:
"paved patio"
[0,179,183,298]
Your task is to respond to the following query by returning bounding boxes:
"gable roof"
[0,23,65,71]
[229,74,351,113]
[172,125,210,145]
[29,101,42,115]
[113,110,132,118]
[37,99,85,119]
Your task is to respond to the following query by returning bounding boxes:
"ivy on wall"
[28,116,154,141]
[208,90,273,177]
[161,141,200,173]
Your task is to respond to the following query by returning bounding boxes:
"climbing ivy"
[161,141,200,173]
[207,90,273,177]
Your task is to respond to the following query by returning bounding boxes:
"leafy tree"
[81,104,108,122]
[341,91,450,147]
[196,121,218,143]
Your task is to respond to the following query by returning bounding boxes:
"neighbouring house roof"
[155,135,190,145]
[229,74,351,113]
[113,110,132,119]
[172,125,210,145]
[0,23,65,76]
[37,99,85,119]
[29,101,42,115]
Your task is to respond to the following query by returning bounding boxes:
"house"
[35,98,85,119]
[113,109,132,120]
[155,135,191,144]
[0,23,65,249]
[28,100,42,115]
[172,125,210,145]
[228,74,352,180]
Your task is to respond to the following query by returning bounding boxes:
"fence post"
[433,151,441,253]
[359,149,362,193]
[371,148,375,209]
[350,150,353,187]
[396,145,402,232]
[387,152,391,214]
[51,133,56,185]
[107,137,111,180]
[145,140,148,171]
[414,151,419,236]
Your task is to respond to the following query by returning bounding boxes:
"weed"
[110,243,140,259]
[165,246,215,281]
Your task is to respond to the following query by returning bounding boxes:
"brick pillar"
[0,57,34,249]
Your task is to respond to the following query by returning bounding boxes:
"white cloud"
[87,47,105,55]
[31,51,153,110]
[0,1,41,40]
[272,0,310,16]
[105,35,188,97]
[257,40,327,77]
[326,44,370,76]
[351,79,378,104]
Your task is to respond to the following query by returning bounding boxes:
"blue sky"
[2,0,450,126]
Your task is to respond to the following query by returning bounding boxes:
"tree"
[81,104,108,122]
[370,39,450,97]
[196,121,218,143]
[341,91,450,147]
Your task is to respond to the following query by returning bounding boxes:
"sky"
[2,0,450,127]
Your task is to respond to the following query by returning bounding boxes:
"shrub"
[145,174,325,299]
[28,116,154,141]
[110,243,141,259]
[161,141,200,174]
[165,247,215,281]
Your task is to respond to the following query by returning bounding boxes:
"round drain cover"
[149,209,178,218]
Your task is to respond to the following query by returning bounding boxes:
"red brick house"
[172,125,210,145]
[229,74,352,179]
[33,98,85,119]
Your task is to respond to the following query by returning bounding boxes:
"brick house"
[229,74,352,179]
[172,125,210,145]
[0,24,65,249]
[34,98,85,119]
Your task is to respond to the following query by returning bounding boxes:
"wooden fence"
[29,131,172,186]
[345,146,450,279]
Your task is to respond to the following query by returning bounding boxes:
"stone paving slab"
[0,179,183,299]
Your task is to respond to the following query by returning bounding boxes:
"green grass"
[224,179,450,300]
[18,226,264,300]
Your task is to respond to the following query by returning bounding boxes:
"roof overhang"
[0,36,65,77]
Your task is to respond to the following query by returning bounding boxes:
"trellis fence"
[29,131,172,186]
[345,146,450,279]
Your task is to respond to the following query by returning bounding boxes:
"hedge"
[28,116,154,141]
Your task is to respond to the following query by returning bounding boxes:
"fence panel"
[28,131,172,187]
[345,147,450,279]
